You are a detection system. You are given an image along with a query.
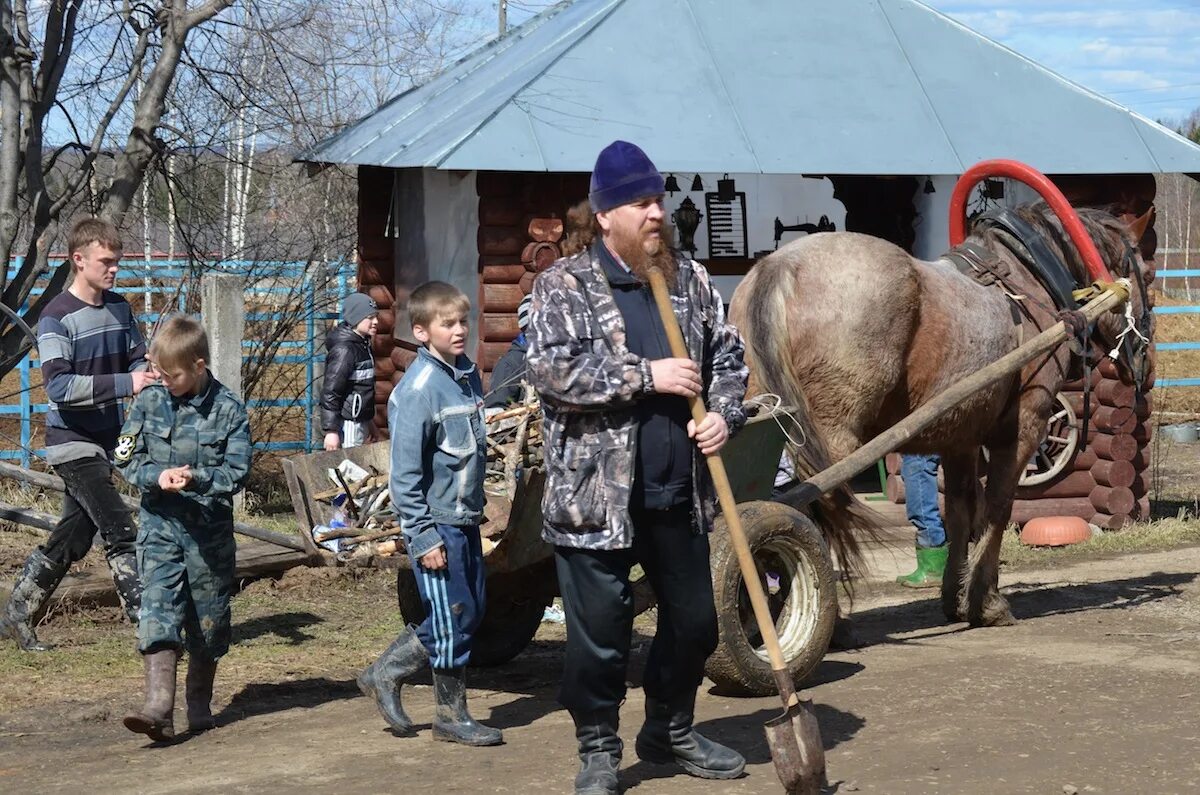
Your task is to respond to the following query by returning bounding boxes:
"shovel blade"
[764,699,826,795]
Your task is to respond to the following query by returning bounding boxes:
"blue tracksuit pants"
[413,523,486,669]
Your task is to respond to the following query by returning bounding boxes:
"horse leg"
[938,449,983,623]
[965,422,1039,627]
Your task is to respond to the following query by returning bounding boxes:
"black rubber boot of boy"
[432,667,503,746]
[0,549,68,652]
[356,625,428,735]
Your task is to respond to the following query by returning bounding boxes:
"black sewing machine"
[773,214,836,249]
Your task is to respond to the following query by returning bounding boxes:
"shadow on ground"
[845,571,1197,648]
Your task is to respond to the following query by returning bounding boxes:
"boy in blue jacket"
[357,280,501,747]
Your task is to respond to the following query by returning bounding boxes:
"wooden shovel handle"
[647,268,792,682]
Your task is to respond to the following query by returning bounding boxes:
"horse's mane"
[972,201,1132,284]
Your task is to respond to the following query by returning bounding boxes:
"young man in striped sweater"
[0,217,158,651]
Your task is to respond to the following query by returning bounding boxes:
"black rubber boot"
[123,649,179,742]
[431,667,503,746]
[107,551,142,625]
[571,708,622,795]
[635,691,746,780]
[356,625,428,735]
[0,549,68,652]
[185,653,219,733]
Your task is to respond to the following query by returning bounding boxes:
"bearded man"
[526,140,749,795]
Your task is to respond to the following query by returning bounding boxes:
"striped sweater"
[37,290,147,464]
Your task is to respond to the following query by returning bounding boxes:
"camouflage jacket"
[526,245,748,550]
[115,374,252,522]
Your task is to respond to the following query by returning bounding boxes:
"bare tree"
[0,0,235,375]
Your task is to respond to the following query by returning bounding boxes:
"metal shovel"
[648,267,825,794]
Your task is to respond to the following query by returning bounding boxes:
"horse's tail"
[736,258,881,586]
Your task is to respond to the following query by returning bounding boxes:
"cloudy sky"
[494,0,1200,126]
[925,0,1200,124]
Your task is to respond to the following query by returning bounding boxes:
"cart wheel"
[396,570,548,667]
[705,501,837,696]
[1019,392,1079,486]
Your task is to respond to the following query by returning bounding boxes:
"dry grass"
[1000,513,1200,569]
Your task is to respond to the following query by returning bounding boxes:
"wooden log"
[481,312,520,342]
[1132,421,1151,443]
[357,259,393,286]
[482,263,528,284]
[885,452,902,476]
[390,345,418,370]
[478,199,525,227]
[1135,495,1150,519]
[391,370,404,386]
[886,473,905,503]
[373,312,394,339]
[1009,497,1095,525]
[478,226,525,258]
[1085,432,1137,461]
[1094,379,1137,408]
[1131,472,1148,498]
[1062,368,1103,391]
[0,500,56,532]
[1091,459,1135,488]
[1097,357,1156,387]
[1068,400,1138,433]
[1090,512,1133,530]
[527,217,564,243]
[1090,485,1135,515]
[477,341,511,372]
[367,284,395,309]
[476,171,523,198]
[521,241,560,272]
[0,461,308,552]
[1070,447,1098,472]
[481,283,525,313]
[371,334,395,358]
[1017,470,1100,500]
[519,270,537,294]
[374,355,396,380]
[374,381,393,408]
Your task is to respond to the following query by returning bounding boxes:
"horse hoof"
[968,607,1016,628]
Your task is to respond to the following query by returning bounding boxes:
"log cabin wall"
[886,174,1158,529]
[358,168,591,433]
[476,171,591,387]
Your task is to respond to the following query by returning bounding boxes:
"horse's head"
[1018,203,1154,389]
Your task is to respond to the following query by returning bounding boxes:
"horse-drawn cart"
[281,403,838,695]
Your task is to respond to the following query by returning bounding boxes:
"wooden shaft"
[783,286,1128,509]
[0,460,308,553]
[648,269,791,678]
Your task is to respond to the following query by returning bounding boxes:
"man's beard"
[610,225,678,287]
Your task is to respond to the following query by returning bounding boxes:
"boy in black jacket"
[321,292,378,450]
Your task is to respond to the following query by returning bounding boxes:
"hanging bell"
[664,173,681,195]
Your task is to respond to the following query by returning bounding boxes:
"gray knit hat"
[342,292,377,326]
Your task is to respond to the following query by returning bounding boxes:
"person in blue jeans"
[897,454,948,588]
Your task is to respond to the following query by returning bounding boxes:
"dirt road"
[2,544,1199,794]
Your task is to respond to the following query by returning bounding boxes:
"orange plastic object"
[1019,515,1093,547]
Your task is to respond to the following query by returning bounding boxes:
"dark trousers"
[41,456,136,567]
[555,503,718,713]
[413,523,487,670]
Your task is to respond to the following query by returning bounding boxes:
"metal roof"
[299,0,1200,175]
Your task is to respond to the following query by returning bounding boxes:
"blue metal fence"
[1153,270,1200,389]
[1,259,353,465]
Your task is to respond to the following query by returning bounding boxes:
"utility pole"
[499,0,507,36]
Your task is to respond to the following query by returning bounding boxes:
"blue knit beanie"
[589,140,665,212]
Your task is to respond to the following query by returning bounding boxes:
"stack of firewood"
[310,466,403,562]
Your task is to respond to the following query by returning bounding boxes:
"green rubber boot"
[896,544,948,588]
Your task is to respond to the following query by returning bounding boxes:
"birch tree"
[0,0,235,375]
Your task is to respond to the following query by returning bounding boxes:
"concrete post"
[201,273,245,512]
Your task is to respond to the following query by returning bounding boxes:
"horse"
[729,201,1153,627]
